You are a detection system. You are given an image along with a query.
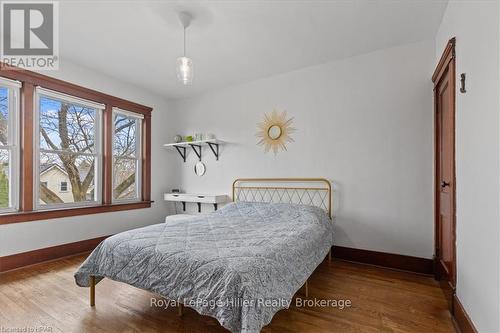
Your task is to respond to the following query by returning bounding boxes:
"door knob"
[441,181,450,188]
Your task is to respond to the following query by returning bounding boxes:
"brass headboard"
[232,178,332,219]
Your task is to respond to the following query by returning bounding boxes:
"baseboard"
[452,295,478,333]
[332,246,434,275]
[0,235,110,273]
[1,240,432,276]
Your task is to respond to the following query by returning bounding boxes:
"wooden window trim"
[0,63,153,224]
[0,201,153,224]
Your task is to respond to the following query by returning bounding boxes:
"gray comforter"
[75,202,334,332]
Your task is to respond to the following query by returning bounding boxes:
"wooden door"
[433,38,456,295]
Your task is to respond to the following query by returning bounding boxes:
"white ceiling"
[59,0,448,99]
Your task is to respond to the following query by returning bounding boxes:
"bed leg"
[304,280,309,298]
[328,248,332,262]
[90,276,95,307]
[177,303,183,317]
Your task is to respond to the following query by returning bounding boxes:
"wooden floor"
[0,254,455,333]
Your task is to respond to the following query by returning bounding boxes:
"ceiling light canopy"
[177,11,193,85]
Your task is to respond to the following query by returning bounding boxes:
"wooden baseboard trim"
[0,235,110,273]
[1,241,433,276]
[332,246,434,275]
[452,295,478,333]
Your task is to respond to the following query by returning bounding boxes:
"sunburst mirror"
[256,109,296,154]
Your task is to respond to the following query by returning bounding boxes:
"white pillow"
[165,214,194,223]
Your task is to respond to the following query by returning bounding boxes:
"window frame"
[111,107,143,204]
[0,63,153,224]
[59,181,68,192]
[0,77,21,213]
[33,87,104,211]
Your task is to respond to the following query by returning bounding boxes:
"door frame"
[432,37,457,293]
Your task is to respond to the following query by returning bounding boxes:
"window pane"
[113,114,136,158]
[113,158,137,200]
[39,152,96,205]
[0,87,8,145]
[0,149,9,208]
[39,96,97,153]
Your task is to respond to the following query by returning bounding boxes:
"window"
[112,108,142,202]
[0,68,152,224]
[0,77,20,213]
[35,87,103,209]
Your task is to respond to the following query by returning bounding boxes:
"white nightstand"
[164,193,228,213]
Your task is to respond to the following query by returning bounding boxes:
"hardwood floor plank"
[0,254,455,333]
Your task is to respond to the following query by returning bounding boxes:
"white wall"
[435,2,500,332]
[169,40,435,259]
[0,60,176,256]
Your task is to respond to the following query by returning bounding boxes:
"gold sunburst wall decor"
[256,109,296,155]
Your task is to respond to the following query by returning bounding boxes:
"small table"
[164,193,228,213]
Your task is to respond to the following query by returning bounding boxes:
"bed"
[74,178,334,333]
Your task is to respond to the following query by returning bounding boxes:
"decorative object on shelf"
[194,161,206,176]
[185,135,193,142]
[206,133,215,140]
[164,139,223,162]
[174,135,183,143]
[176,12,194,85]
[172,188,180,193]
[256,109,296,154]
[195,133,203,141]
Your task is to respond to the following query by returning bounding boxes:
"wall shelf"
[163,139,223,162]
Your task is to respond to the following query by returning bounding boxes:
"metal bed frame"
[90,177,333,313]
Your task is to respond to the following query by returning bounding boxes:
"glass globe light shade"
[177,56,193,85]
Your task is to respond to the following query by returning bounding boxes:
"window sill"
[0,201,154,225]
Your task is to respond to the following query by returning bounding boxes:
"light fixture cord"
[183,26,186,57]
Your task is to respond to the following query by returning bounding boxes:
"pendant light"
[177,12,193,85]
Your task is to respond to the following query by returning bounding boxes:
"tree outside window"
[113,110,142,202]
[37,94,100,206]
